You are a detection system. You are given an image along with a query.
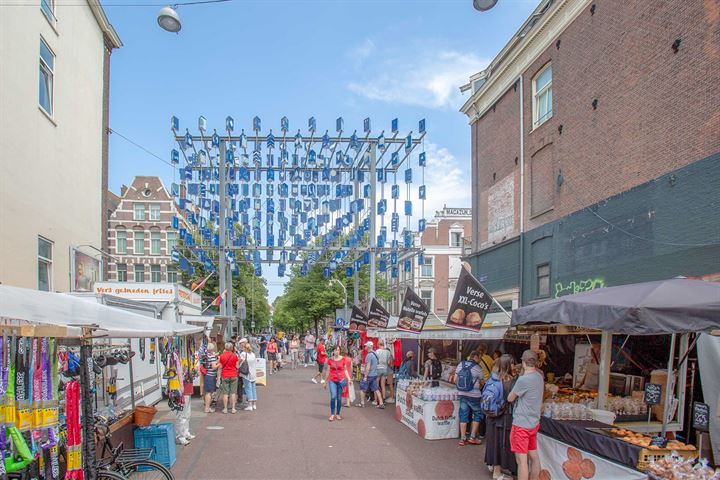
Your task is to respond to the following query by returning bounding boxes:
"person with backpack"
[239,342,257,411]
[357,342,385,409]
[483,354,518,480]
[423,348,443,387]
[398,350,417,378]
[450,350,485,446]
[374,340,395,404]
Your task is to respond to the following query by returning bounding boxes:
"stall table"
[395,383,459,440]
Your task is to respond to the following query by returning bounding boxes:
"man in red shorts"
[507,350,544,480]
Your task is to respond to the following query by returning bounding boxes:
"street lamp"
[329,279,348,328]
[157,5,181,33]
[473,0,498,11]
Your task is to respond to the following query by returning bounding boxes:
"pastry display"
[646,454,718,479]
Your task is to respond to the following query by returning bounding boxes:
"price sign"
[644,383,662,406]
[650,435,668,448]
[692,402,710,432]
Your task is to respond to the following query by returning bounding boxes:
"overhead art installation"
[167,115,428,319]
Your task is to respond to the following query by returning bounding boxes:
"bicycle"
[95,416,174,480]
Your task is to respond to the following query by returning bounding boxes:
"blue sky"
[106,0,539,301]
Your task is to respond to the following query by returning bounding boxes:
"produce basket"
[637,447,698,471]
[133,405,158,426]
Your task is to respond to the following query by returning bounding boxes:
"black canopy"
[511,278,720,335]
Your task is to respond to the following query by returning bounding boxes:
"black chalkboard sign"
[644,383,662,406]
[692,402,710,433]
[650,435,668,448]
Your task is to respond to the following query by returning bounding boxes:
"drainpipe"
[518,75,525,306]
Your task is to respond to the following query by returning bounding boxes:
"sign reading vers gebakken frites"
[397,287,430,334]
[446,267,494,332]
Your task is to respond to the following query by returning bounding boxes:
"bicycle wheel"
[98,469,130,480]
[119,460,174,480]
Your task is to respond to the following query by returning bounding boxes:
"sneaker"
[231,408,238,414]
[376,404,385,409]
[467,437,482,445]
[222,408,228,414]
[185,433,196,440]
[311,378,318,384]
[177,437,190,446]
[244,406,253,411]
[252,404,257,410]
[386,398,395,404]
[320,379,326,384]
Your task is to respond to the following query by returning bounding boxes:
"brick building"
[460,0,720,306]
[384,207,472,317]
[107,176,187,283]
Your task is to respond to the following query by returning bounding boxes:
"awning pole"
[661,333,677,437]
[597,331,612,410]
[492,297,512,319]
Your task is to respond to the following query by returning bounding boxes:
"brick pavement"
[157,366,493,480]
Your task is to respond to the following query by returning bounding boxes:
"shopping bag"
[349,384,356,403]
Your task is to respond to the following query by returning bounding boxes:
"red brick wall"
[474,0,720,236]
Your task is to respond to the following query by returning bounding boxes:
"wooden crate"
[637,447,698,471]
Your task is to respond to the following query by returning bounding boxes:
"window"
[133,203,145,221]
[420,256,433,278]
[167,265,177,283]
[530,144,554,216]
[40,0,56,22]
[532,64,553,128]
[39,38,54,116]
[420,290,433,311]
[450,231,463,247]
[150,203,161,221]
[116,230,127,254]
[150,230,161,255]
[134,264,145,283]
[150,265,161,282]
[117,264,127,282]
[537,264,551,298]
[133,231,144,255]
[38,236,53,291]
[166,231,178,253]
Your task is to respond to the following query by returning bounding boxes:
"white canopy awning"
[374,312,510,340]
[0,285,203,338]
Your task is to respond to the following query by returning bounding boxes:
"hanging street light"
[157,5,181,33]
[473,0,498,11]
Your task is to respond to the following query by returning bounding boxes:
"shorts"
[219,377,239,395]
[459,396,484,423]
[510,423,540,454]
[268,353,277,361]
[318,362,325,373]
[204,375,217,393]
[366,376,379,392]
[377,368,388,378]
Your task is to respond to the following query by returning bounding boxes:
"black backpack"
[430,358,442,380]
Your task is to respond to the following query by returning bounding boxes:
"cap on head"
[365,341,374,348]
[239,338,248,344]
[521,349,538,367]
[406,351,414,357]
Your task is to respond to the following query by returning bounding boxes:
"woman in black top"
[484,354,518,480]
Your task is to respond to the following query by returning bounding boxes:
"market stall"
[511,278,720,474]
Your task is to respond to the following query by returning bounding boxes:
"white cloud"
[347,46,487,110]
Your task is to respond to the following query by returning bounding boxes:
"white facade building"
[0,1,121,292]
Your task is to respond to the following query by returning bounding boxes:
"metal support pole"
[218,142,228,320]
[127,340,136,409]
[597,331,612,410]
[353,174,360,305]
[369,144,377,300]
[661,333,677,437]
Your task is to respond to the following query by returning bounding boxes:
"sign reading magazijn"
[446,267,494,332]
[367,299,390,329]
[397,287,430,334]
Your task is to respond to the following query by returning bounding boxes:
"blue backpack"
[397,361,408,378]
[481,373,506,417]
[456,360,479,392]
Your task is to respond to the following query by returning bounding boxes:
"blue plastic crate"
[133,423,176,470]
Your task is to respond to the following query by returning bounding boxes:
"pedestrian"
[423,348,442,387]
[342,347,353,408]
[202,342,219,413]
[374,340,395,404]
[492,350,503,361]
[311,338,327,384]
[267,337,278,374]
[250,335,260,355]
[323,345,353,421]
[451,350,485,446]
[176,355,198,445]
[359,341,384,409]
[259,334,268,359]
[398,350,417,378]
[303,331,315,367]
[218,342,239,414]
[276,336,284,368]
[507,350,544,480]
[236,338,249,408]
[239,342,258,411]
[484,354,518,480]
[477,344,495,382]
[289,334,301,370]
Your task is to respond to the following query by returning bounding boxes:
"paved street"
[157,367,493,480]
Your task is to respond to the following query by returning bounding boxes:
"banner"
[446,267,493,332]
[367,298,390,329]
[397,287,430,334]
[255,358,267,386]
[349,305,368,332]
[71,250,101,292]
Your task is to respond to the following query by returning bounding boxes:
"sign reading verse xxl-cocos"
[367,299,390,329]
[446,267,494,332]
[397,287,430,334]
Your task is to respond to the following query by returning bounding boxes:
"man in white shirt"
[303,331,315,367]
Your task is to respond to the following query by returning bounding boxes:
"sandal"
[354,403,364,408]
[336,415,343,420]
[467,437,482,445]
[328,416,335,422]
[458,439,468,446]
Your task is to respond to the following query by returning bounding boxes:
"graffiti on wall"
[554,278,606,298]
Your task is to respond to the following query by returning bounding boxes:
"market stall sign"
[367,298,390,329]
[692,401,709,432]
[349,305,368,332]
[650,435,668,448]
[446,267,494,332]
[397,287,430,334]
[643,383,662,406]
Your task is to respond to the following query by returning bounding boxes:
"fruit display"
[646,454,719,479]
[607,428,696,451]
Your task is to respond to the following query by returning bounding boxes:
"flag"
[212,289,227,307]
[190,273,213,292]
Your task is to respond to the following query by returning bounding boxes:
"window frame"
[116,264,127,282]
[37,236,53,291]
[449,230,463,248]
[536,263,551,299]
[116,229,127,254]
[150,230,161,255]
[166,265,177,283]
[532,63,553,129]
[166,231,178,254]
[133,230,144,255]
[420,256,434,278]
[40,0,56,23]
[419,289,433,311]
[150,264,161,282]
[39,37,55,117]
[134,264,145,283]
[149,203,161,221]
[133,203,146,221]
